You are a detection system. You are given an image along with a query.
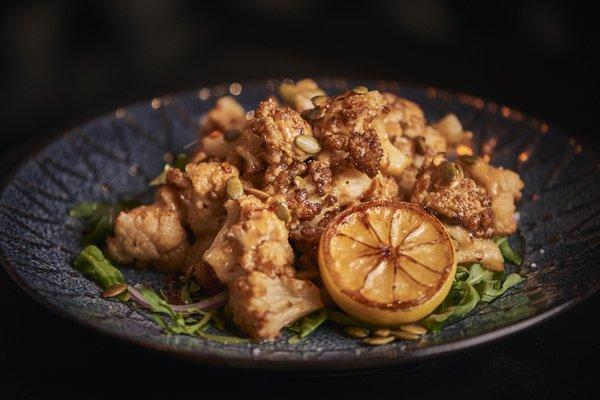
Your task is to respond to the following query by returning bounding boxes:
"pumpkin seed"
[390,330,420,340]
[294,135,321,154]
[311,95,329,107]
[352,86,368,94]
[244,187,270,200]
[301,107,326,121]
[344,326,370,339]
[226,176,243,199]
[372,328,391,337]
[440,161,459,182]
[274,201,291,222]
[102,283,128,298]
[223,128,241,142]
[362,336,395,346]
[458,154,479,164]
[399,324,427,335]
[293,176,307,189]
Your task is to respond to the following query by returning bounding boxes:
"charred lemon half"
[318,201,456,326]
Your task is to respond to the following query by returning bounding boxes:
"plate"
[1,79,599,371]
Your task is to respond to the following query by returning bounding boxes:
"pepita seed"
[293,176,307,188]
[372,328,391,337]
[458,154,479,164]
[121,292,132,302]
[223,128,242,142]
[390,330,420,340]
[440,161,459,182]
[301,107,326,121]
[344,326,370,339]
[226,176,243,199]
[352,86,369,94]
[294,135,321,154]
[102,283,128,298]
[244,187,270,200]
[362,336,395,346]
[399,324,428,335]
[274,201,291,222]
[311,95,329,107]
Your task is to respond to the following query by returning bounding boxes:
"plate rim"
[1,78,599,371]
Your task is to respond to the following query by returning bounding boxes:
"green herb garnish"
[70,200,138,245]
[149,153,189,186]
[73,245,128,299]
[422,263,524,332]
[287,309,328,344]
[494,236,523,265]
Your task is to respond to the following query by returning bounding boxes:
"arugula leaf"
[494,236,523,265]
[70,200,139,245]
[287,309,328,344]
[196,329,250,344]
[73,245,127,299]
[477,273,524,302]
[325,309,376,329]
[149,153,189,186]
[464,263,494,285]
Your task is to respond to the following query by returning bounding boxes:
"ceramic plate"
[1,79,599,371]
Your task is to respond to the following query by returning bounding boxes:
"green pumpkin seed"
[294,135,321,154]
[362,336,395,345]
[440,161,459,182]
[224,128,242,142]
[274,201,291,222]
[244,187,270,200]
[390,330,420,340]
[344,326,369,339]
[102,283,128,298]
[226,176,243,199]
[352,86,368,94]
[301,107,326,121]
[458,155,479,164]
[399,324,427,335]
[293,176,307,188]
[311,95,329,107]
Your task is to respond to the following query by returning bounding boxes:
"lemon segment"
[318,201,456,326]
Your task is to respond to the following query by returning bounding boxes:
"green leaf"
[325,309,375,329]
[287,309,328,343]
[149,153,189,186]
[196,330,250,344]
[73,245,127,298]
[494,236,523,265]
[465,263,494,285]
[70,200,139,245]
[477,273,524,302]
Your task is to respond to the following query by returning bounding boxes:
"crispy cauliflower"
[227,271,323,339]
[166,161,239,236]
[107,187,190,273]
[279,79,325,112]
[200,96,246,136]
[458,156,524,235]
[314,90,411,178]
[434,114,473,149]
[410,156,495,237]
[203,195,295,285]
[444,224,504,271]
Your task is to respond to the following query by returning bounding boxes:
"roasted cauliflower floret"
[410,157,495,237]
[383,93,427,139]
[444,224,504,271]
[166,161,239,236]
[250,99,314,166]
[458,156,524,235]
[279,79,325,112]
[227,271,324,339]
[200,96,246,136]
[107,187,190,273]
[434,114,473,149]
[364,172,400,201]
[315,90,411,177]
[203,195,295,285]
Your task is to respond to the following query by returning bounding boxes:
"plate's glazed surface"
[1,79,599,371]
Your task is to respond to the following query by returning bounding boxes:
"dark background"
[1,1,598,398]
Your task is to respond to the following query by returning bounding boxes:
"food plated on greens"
[71,79,525,345]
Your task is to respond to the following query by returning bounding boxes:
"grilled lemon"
[318,201,456,326]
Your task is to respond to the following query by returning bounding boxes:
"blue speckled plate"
[1,79,599,371]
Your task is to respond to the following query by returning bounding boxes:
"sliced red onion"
[128,284,227,315]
